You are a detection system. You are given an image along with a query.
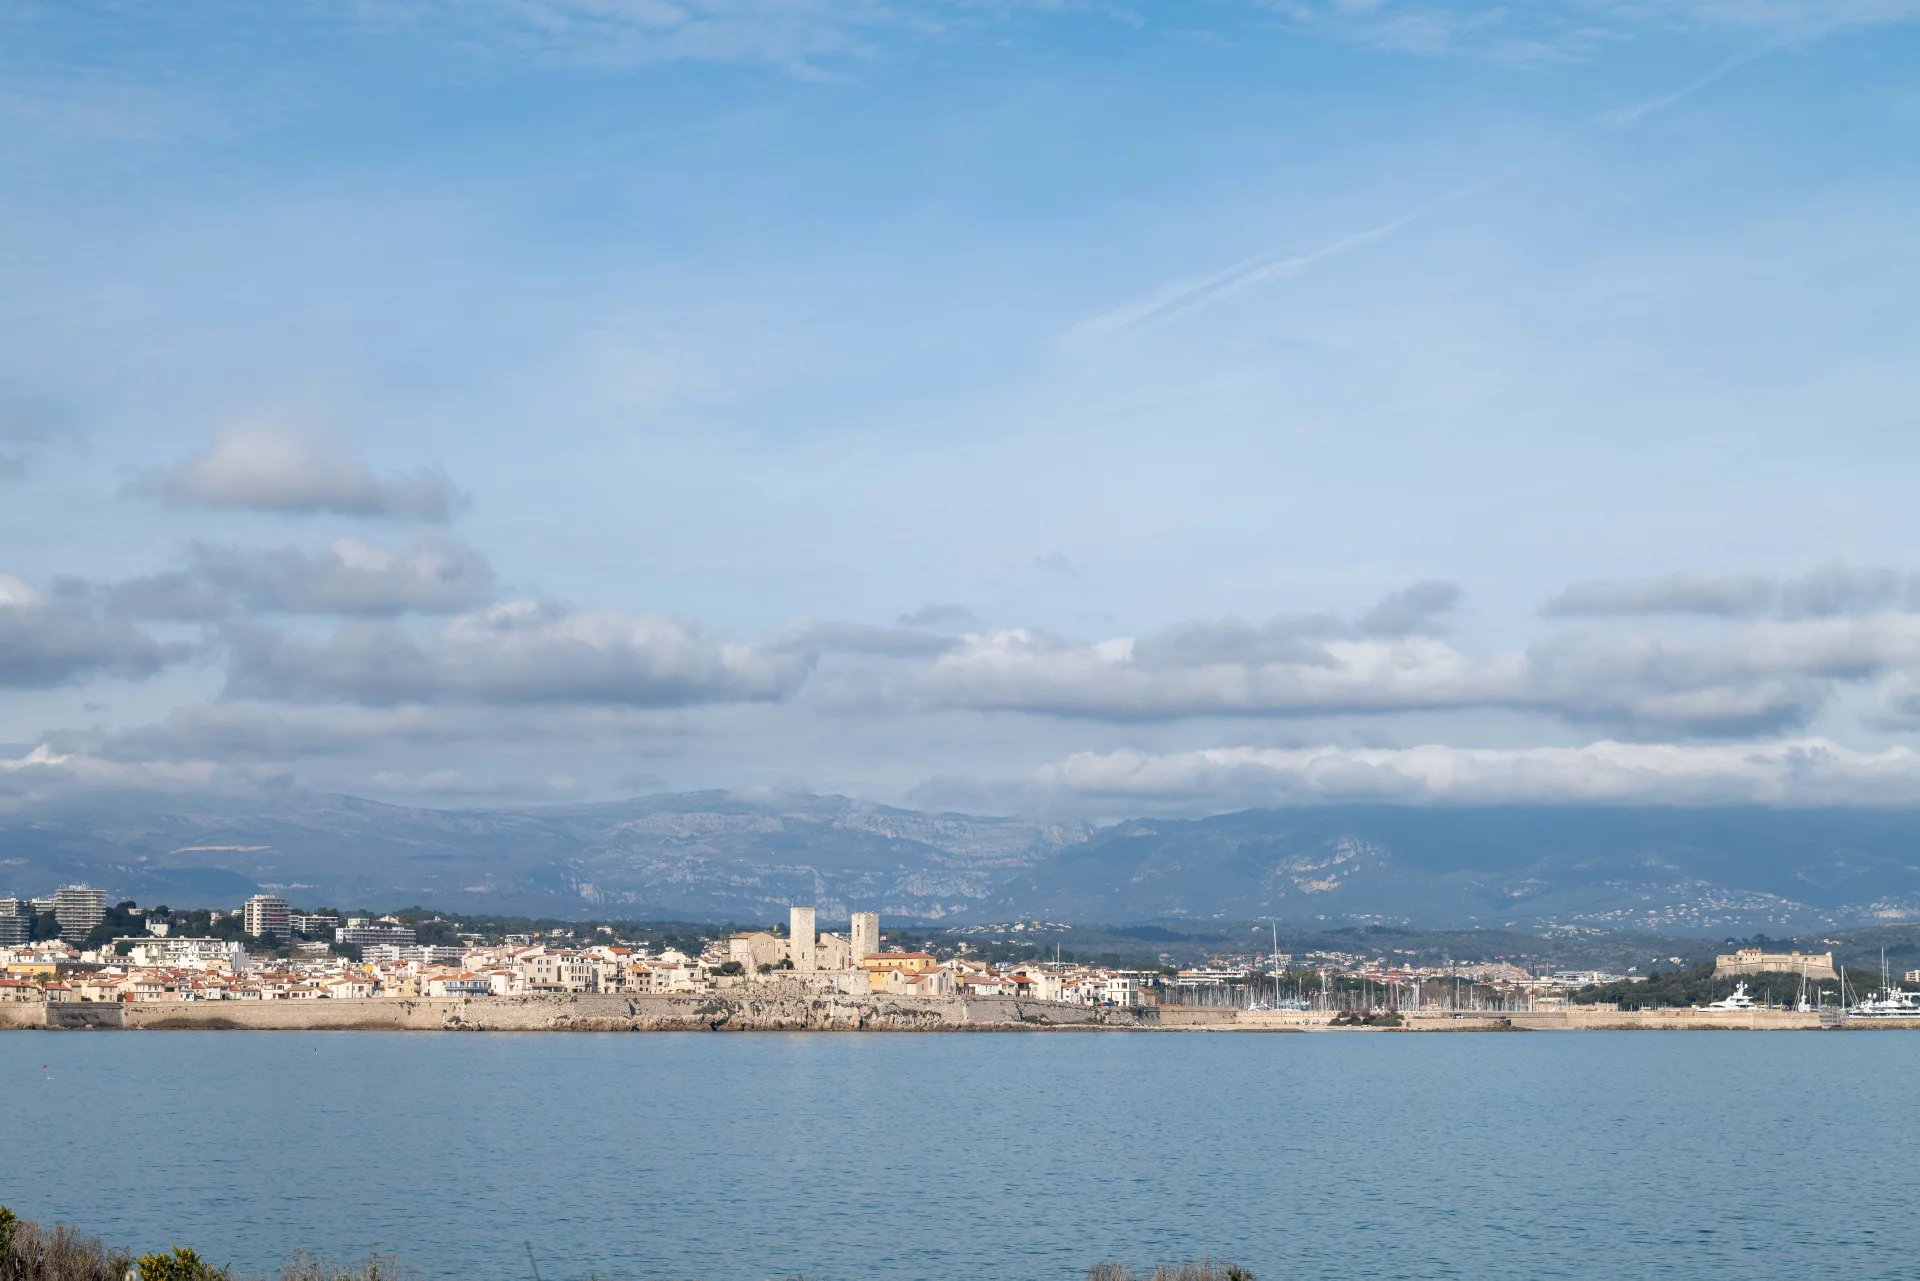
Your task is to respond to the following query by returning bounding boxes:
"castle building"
[1712,948,1837,982]
[727,906,878,977]
[788,906,817,973]
[851,911,879,962]
[727,930,783,973]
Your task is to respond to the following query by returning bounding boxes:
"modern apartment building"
[53,885,107,940]
[291,912,342,938]
[336,920,418,950]
[243,894,292,941]
[0,898,29,947]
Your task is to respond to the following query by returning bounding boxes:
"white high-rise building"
[850,911,880,964]
[788,905,817,972]
[52,885,107,940]
[243,894,291,941]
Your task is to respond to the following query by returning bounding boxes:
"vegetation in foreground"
[1,1207,1251,1281]
[0,1207,403,1281]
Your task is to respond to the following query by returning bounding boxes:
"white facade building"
[244,894,291,941]
[53,885,107,940]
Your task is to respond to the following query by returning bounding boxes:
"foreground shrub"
[0,1211,135,1281]
[138,1248,225,1280]
[277,1250,412,1281]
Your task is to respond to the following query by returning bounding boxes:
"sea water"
[2,1030,1913,1280]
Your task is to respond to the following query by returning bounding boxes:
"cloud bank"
[1029,738,1920,809]
[224,601,814,708]
[0,573,187,689]
[104,536,496,619]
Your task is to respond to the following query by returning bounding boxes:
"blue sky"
[4,0,1920,813]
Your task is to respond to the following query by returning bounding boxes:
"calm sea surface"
[2,1030,1915,1280]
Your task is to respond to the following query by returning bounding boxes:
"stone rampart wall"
[0,1003,47,1029]
[98,991,1154,1032]
[7,996,1908,1033]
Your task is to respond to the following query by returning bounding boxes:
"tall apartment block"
[53,885,107,940]
[244,894,292,941]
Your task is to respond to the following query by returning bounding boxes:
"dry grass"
[272,1252,412,1281]
[0,1210,404,1281]
[0,1211,134,1281]
[1086,1264,1255,1281]
[7,1205,1250,1281]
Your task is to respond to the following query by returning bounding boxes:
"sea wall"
[1238,1007,1837,1031]
[9,996,1909,1032]
[3,990,1163,1032]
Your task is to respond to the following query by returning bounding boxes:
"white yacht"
[1702,981,1757,1011]
[1847,988,1920,1018]
[1844,950,1920,1018]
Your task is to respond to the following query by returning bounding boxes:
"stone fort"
[1712,948,1837,982]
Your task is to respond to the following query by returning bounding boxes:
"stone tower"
[850,911,880,966]
[788,905,817,972]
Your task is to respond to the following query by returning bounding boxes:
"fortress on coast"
[1712,948,1837,982]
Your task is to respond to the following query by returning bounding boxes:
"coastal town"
[5,884,1914,1027]
[0,884,1617,1011]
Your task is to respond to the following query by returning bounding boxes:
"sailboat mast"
[1271,920,1280,1007]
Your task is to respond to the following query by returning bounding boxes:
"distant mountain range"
[6,790,1920,933]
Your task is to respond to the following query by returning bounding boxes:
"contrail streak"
[1063,34,1806,346]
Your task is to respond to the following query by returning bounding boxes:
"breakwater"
[6,994,1912,1032]
[0,990,1162,1032]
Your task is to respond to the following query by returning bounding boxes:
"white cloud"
[225,600,814,708]
[1542,565,1920,619]
[365,768,587,801]
[0,742,288,810]
[130,427,468,522]
[0,574,187,688]
[108,536,496,619]
[1031,738,1920,808]
[919,608,1920,738]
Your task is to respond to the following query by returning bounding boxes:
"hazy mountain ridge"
[0,790,1091,922]
[7,792,1920,931]
[990,806,1920,931]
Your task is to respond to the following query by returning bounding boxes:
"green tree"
[86,900,147,948]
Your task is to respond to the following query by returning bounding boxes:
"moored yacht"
[1845,949,1920,1018]
[1701,981,1757,1011]
[1847,988,1920,1018]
